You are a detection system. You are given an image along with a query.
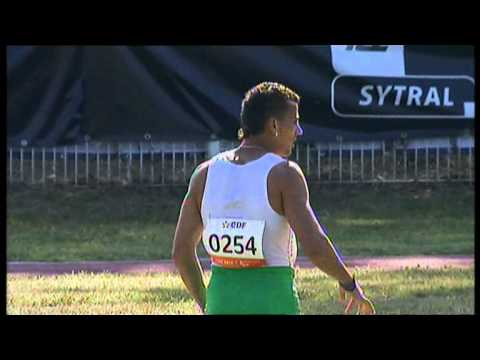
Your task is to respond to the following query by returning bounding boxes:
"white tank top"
[201,150,297,268]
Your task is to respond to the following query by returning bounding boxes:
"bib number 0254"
[208,234,257,256]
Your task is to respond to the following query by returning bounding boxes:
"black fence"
[6,138,475,187]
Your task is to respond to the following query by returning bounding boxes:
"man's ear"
[273,119,279,137]
[266,117,277,136]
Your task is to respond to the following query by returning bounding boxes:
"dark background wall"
[7,45,475,146]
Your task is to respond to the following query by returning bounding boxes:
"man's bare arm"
[275,161,354,286]
[172,162,209,311]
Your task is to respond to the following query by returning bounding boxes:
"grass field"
[7,267,474,315]
[7,182,474,261]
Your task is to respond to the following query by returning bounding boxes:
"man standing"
[173,82,375,315]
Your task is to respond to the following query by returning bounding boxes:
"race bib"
[203,218,266,268]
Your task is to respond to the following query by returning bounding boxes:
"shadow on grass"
[38,285,192,306]
[7,183,474,260]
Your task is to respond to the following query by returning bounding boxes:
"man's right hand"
[339,281,376,315]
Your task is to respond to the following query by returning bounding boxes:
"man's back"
[200,150,297,268]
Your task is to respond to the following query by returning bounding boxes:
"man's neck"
[241,136,276,154]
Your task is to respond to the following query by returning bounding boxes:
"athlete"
[172,82,375,315]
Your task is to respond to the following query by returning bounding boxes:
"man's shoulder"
[186,160,212,207]
[271,159,304,177]
[196,159,211,173]
[191,160,211,186]
[270,160,306,188]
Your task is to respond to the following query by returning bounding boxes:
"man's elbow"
[303,246,323,259]
[301,236,329,259]
[172,246,183,263]
[172,245,193,265]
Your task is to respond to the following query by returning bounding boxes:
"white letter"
[407,86,422,106]
[359,85,373,106]
[444,87,454,107]
[424,87,441,106]
[393,85,407,106]
[376,85,393,106]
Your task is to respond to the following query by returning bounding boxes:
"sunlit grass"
[7,267,474,315]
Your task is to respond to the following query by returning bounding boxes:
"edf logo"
[222,221,246,229]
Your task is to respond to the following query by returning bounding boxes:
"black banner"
[7,46,84,146]
[7,45,475,146]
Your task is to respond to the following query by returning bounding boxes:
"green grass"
[7,267,474,315]
[7,182,474,261]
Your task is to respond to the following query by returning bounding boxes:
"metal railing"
[294,140,474,184]
[6,138,474,186]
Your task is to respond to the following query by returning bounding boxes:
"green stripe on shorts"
[205,265,301,315]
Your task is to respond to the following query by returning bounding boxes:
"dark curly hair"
[239,82,300,140]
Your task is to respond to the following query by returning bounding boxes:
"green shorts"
[205,265,301,315]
